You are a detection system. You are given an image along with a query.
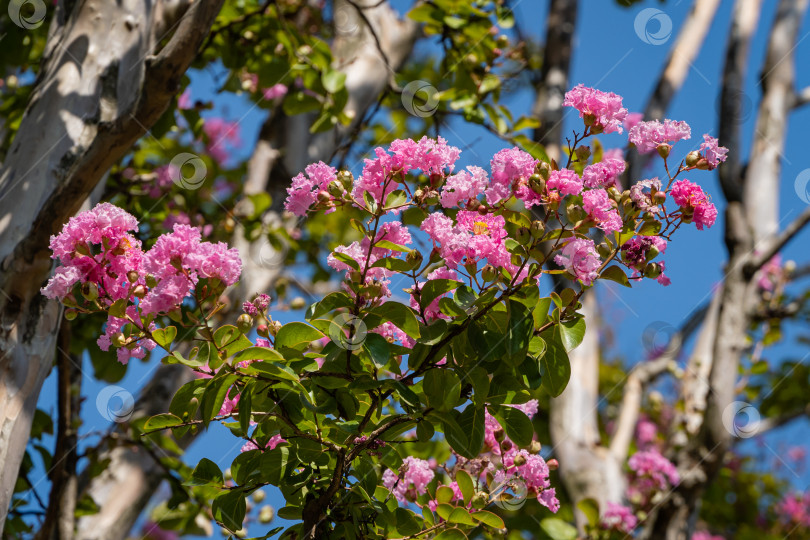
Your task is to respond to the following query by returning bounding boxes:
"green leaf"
[493,406,534,448]
[152,326,177,349]
[212,490,246,531]
[434,529,467,540]
[448,507,476,526]
[559,317,586,352]
[441,404,485,459]
[505,300,534,365]
[423,369,461,412]
[471,510,505,528]
[416,420,435,442]
[540,517,578,540]
[322,70,346,93]
[374,240,410,252]
[233,347,285,364]
[436,485,455,504]
[638,220,662,236]
[307,291,354,320]
[188,458,223,486]
[363,332,391,368]
[577,498,600,527]
[364,303,420,339]
[108,298,126,318]
[417,279,462,311]
[600,265,631,287]
[455,469,474,505]
[144,413,183,432]
[371,257,412,272]
[275,322,324,351]
[331,251,360,270]
[384,190,408,210]
[201,373,238,426]
[238,381,252,435]
[538,326,571,397]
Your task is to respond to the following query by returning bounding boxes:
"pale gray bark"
[0,0,225,534]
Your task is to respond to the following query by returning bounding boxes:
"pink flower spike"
[628,119,691,154]
[563,84,628,134]
[699,134,728,170]
[554,237,601,286]
[546,169,583,196]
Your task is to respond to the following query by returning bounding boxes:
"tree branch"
[745,205,810,277]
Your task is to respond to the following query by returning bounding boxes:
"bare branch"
[746,404,810,437]
[746,206,810,276]
[717,0,763,202]
[793,85,810,108]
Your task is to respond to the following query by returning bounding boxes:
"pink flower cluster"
[670,179,717,230]
[203,117,241,166]
[757,254,783,292]
[476,401,559,513]
[241,434,286,453]
[627,449,680,504]
[699,135,728,170]
[582,158,625,188]
[776,491,810,528]
[554,238,601,286]
[421,211,513,272]
[382,456,435,503]
[242,293,272,316]
[42,204,242,364]
[621,236,670,286]
[628,119,691,154]
[582,189,622,233]
[285,162,339,216]
[352,137,461,205]
[601,502,638,533]
[487,147,539,205]
[563,84,629,134]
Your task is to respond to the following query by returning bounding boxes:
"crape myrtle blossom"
[630,177,665,215]
[554,238,601,286]
[486,147,538,205]
[670,179,718,230]
[42,205,242,364]
[581,158,625,189]
[284,161,339,216]
[628,119,691,154]
[601,502,638,533]
[582,189,622,233]
[757,255,784,292]
[627,449,680,505]
[621,236,670,286]
[440,166,489,208]
[382,457,435,503]
[699,134,728,170]
[563,84,628,134]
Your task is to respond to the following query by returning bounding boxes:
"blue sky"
[24,1,810,537]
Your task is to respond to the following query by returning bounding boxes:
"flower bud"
[424,191,440,206]
[327,181,344,197]
[566,204,585,223]
[547,458,559,471]
[317,190,331,203]
[516,227,532,245]
[64,309,78,321]
[696,158,710,170]
[414,188,424,202]
[583,113,596,127]
[63,294,79,308]
[481,264,497,282]
[257,324,269,338]
[270,320,283,336]
[607,186,622,202]
[127,271,139,283]
[643,263,662,279]
[685,150,700,167]
[365,281,382,298]
[237,313,253,334]
[235,527,248,538]
[512,453,527,467]
[471,491,489,509]
[252,490,266,503]
[656,144,671,159]
[536,162,551,180]
[81,282,99,301]
[785,260,797,273]
[258,505,274,524]
[496,34,509,48]
[494,428,505,442]
[406,249,423,269]
[530,220,545,239]
[529,440,542,454]
[645,245,660,261]
[590,123,604,135]
[477,204,488,215]
[145,274,158,288]
[112,333,127,348]
[652,191,666,205]
[575,145,591,162]
[430,173,445,189]
[74,243,91,257]
[132,285,147,299]
[290,297,306,310]
[529,174,546,194]
[338,170,354,189]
